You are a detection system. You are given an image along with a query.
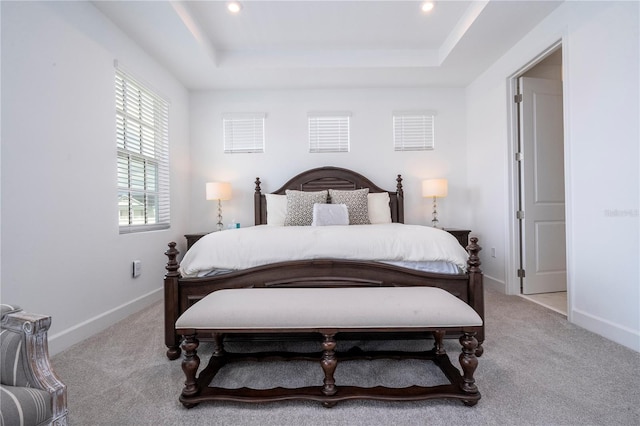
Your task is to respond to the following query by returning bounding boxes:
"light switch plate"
[133,260,142,277]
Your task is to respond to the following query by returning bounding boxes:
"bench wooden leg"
[181,334,200,407]
[320,332,338,402]
[459,331,479,405]
[175,328,481,408]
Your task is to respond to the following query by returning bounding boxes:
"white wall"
[0,1,190,354]
[466,1,639,351]
[189,88,468,231]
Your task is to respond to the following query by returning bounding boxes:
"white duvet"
[179,224,469,278]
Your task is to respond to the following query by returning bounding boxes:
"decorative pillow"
[368,192,392,224]
[312,203,349,226]
[328,188,370,225]
[284,190,328,226]
[265,193,287,226]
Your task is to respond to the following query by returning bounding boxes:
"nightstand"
[185,232,210,250]
[444,228,471,248]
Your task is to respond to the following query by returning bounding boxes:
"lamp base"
[431,196,441,228]
[216,200,224,232]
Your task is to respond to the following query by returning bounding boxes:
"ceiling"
[93,0,563,90]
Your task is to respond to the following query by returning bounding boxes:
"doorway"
[509,44,568,316]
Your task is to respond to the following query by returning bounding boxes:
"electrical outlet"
[132,260,142,278]
[491,248,496,258]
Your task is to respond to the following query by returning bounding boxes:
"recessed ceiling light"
[421,2,435,13]
[227,1,242,14]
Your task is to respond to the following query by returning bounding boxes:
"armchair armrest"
[1,308,68,425]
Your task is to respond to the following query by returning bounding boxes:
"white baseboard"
[48,288,163,356]
[572,308,640,353]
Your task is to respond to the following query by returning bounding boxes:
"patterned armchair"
[1,304,68,426]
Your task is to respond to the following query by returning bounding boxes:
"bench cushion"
[176,287,482,330]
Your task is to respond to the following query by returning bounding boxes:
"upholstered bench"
[175,286,483,408]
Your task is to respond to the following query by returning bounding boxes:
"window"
[223,113,265,153]
[393,111,435,151]
[116,68,170,233]
[308,112,351,153]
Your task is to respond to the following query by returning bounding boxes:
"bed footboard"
[163,238,484,360]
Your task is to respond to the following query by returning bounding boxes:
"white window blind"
[116,68,170,233]
[308,113,351,153]
[223,113,265,153]
[393,111,435,151]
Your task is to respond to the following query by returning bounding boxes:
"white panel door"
[519,77,567,294]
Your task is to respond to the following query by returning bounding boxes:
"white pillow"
[265,193,287,226]
[367,192,392,224]
[312,203,349,226]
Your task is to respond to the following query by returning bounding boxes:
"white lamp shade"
[206,182,232,201]
[422,179,448,198]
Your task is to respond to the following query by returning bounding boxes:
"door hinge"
[516,210,525,219]
[517,269,526,278]
[514,93,523,103]
[515,152,523,161]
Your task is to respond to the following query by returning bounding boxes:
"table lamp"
[206,182,232,231]
[422,179,448,228]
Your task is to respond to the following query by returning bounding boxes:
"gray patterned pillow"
[284,190,328,226]
[329,188,370,225]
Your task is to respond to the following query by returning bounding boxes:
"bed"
[163,166,484,360]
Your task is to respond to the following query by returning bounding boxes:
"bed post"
[396,174,404,223]
[254,177,263,226]
[165,242,182,360]
[466,237,484,357]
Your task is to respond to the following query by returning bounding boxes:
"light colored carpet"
[52,287,640,425]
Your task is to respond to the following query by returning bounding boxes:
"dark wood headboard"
[254,166,404,225]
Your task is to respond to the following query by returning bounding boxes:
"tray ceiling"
[94,0,563,90]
